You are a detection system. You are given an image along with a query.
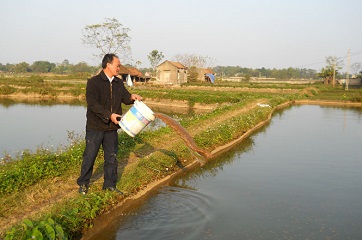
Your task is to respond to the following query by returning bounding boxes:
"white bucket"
[119,100,155,137]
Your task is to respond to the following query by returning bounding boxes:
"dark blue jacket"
[86,70,133,131]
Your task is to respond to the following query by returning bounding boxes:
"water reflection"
[0,99,202,159]
[0,97,86,108]
[0,102,87,159]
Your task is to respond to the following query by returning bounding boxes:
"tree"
[61,59,70,66]
[188,66,199,82]
[31,61,55,73]
[82,18,131,63]
[69,62,97,74]
[173,54,215,69]
[135,61,142,68]
[318,56,343,85]
[53,59,70,74]
[358,71,362,79]
[14,62,30,73]
[351,62,361,76]
[0,63,15,72]
[318,67,334,84]
[147,50,164,72]
[327,56,343,85]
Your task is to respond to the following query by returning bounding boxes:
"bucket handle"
[134,100,141,106]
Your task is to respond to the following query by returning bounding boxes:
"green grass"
[308,86,362,102]
[195,106,272,149]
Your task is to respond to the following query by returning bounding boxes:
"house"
[117,65,151,83]
[128,67,151,83]
[127,67,143,82]
[156,60,188,85]
[117,64,130,82]
[338,78,362,86]
[199,68,215,83]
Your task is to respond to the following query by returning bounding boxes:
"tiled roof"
[118,64,129,75]
[170,61,186,69]
[127,67,143,77]
[202,68,214,74]
[158,60,186,69]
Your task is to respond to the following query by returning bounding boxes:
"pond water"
[0,100,192,159]
[86,105,362,240]
[0,102,86,159]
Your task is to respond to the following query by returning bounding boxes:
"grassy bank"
[1,78,361,239]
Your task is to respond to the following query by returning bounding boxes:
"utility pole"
[345,48,350,90]
[332,62,336,87]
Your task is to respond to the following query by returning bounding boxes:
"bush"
[27,75,44,83]
[4,218,67,240]
[0,85,16,95]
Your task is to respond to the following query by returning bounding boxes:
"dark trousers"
[77,129,119,188]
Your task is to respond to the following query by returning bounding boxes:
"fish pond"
[85,105,362,240]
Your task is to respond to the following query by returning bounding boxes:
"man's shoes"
[102,186,124,195]
[78,184,89,195]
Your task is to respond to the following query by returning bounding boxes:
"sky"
[1,0,362,72]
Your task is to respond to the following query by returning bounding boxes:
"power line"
[296,49,362,69]
[350,51,362,57]
[296,61,326,68]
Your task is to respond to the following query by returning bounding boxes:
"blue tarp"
[206,74,215,84]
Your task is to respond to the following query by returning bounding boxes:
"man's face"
[108,57,121,76]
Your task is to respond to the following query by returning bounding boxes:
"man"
[77,53,142,195]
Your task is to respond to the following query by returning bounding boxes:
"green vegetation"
[0,137,84,195]
[307,85,362,102]
[5,218,67,240]
[0,74,87,97]
[213,65,319,79]
[0,76,361,239]
[0,61,99,75]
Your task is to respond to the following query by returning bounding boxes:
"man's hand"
[131,94,142,101]
[110,113,122,125]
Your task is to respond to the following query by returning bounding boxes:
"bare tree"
[82,18,132,63]
[173,54,215,68]
[323,56,343,85]
[351,62,361,76]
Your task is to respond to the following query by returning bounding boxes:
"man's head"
[102,53,121,77]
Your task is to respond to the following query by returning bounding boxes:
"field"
[1,75,362,239]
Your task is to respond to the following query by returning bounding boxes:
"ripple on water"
[116,186,216,240]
